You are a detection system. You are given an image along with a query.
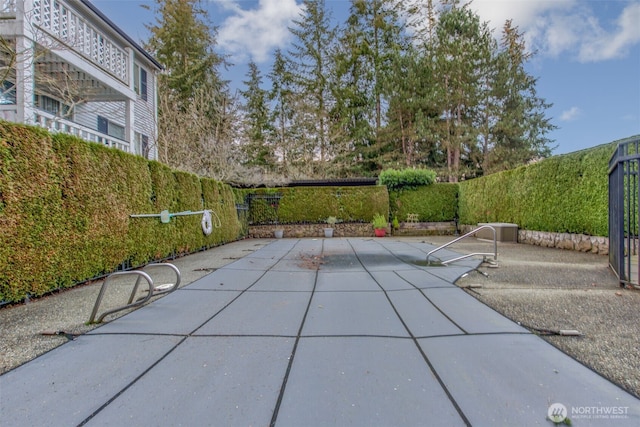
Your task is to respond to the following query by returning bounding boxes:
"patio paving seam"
[413,331,531,339]
[84,332,536,340]
[269,240,322,427]
[346,239,473,426]
[313,289,400,293]
[385,284,456,290]
[77,245,286,425]
[82,239,314,427]
[244,289,315,293]
[84,331,191,337]
[380,269,473,334]
[297,333,416,338]
[412,288,468,333]
[5,238,640,426]
[76,335,189,426]
[185,271,272,335]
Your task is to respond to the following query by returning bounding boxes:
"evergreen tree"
[404,0,440,45]
[144,0,239,179]
[268,49,298,178]
[145,0,225,108]
[239,61,273,169]
[483,20,555,173]
[328,2,377,175]
[432,1,494,181]
[331,0,408,174]
[405,1,554,178]
[287,0,337,168]
[142,0,556,183]
[383,45,442,168]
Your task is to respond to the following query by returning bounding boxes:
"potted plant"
[372,213,388,237]
[273,217,284,238]
[270,197,283,238]
[324,216,337,238]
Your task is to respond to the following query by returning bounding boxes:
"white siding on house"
[0,0,162,159]
[73,61,157,159]
[74,101,126,133]
[133,61,157,159]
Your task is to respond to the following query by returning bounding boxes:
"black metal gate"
[245,193,283,225]
[608,136,640,286]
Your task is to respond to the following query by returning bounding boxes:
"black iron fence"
[245,193,283,225]
[608,136,640,286]
[235,203,249,236]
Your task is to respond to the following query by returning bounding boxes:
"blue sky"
[91,0,640,155]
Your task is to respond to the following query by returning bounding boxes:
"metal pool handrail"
[426,225,497,265]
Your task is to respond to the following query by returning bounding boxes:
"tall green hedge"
[0,120,629,302]
[389,183,458,222]
[379,168,437,190]
[1,124,70,300]
[458,143,615,236]
[242,186,390,223]
[0,122,241,303]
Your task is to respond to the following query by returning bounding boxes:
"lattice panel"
[1,0,16,15]
[28,0,129,82]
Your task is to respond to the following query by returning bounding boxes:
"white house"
[0,0,161,159]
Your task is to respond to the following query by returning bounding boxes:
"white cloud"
[465,0,640,63]
[215,0,303,63]
[578,2,640,62]
[469,0,575,31]
[560,106,581,121]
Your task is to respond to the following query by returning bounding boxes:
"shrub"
[378,168,437,190]
[389,183,458,222]
[241,186,389,224]
[458,142,615,236]
[0,121,242,303]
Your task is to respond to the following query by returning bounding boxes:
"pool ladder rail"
[89,263,181,323]
[426,225,498,266]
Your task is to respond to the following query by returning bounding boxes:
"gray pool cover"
[1,238,638,426]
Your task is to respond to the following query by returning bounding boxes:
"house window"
[0,81,16,105]
[134,64,148,101]
[140,68,148,101]
[135,132,149,157]
[34,94,71,116]
[97,115,125,140]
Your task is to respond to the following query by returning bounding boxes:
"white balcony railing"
[31,0,129,84]
[34,109,131,153]
[0,0,16,15]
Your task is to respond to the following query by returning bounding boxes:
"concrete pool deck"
[1,237,638,426]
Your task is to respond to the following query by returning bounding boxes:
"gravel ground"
[0,239,270,375]
[441,237,640,399]
[1,237,639,400]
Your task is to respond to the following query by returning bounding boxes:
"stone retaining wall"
[250,221,456,239]
[395,221,456,236]
[459,224,609,255]
[250,223,609,255]
[517,230,609,255]
[249,223,379,239]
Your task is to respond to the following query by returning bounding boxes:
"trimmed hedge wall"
[242,186,389,224]
[0,122,241,303]
[0,120,625,302]
[458,143,614,237]
[389,183,458,222]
